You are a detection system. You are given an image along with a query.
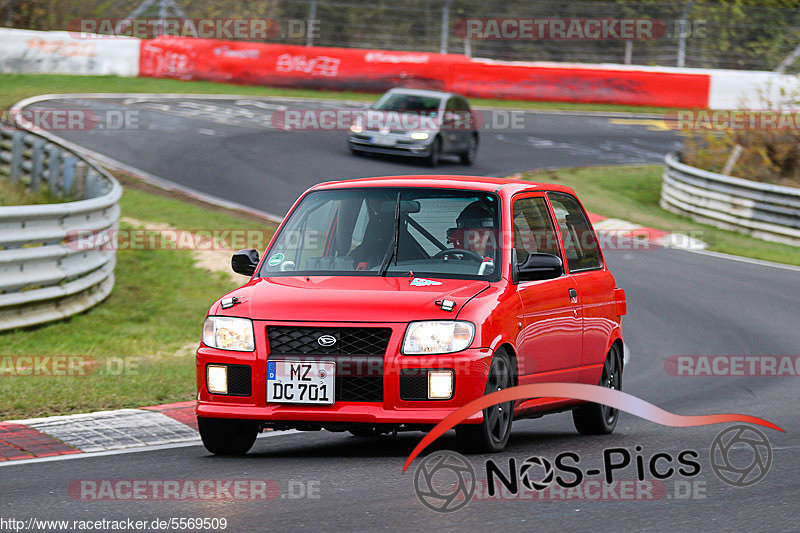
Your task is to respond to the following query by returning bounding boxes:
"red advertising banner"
[139,37,467,92]
[445,61,710,108]
[138,37,710,108]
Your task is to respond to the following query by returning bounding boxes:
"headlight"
[350,124,363,133]
[409,131,429,140]
[402,321,475,355]
[202,316,255,352]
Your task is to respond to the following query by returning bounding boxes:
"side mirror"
[516,252,563,282]
[232,249,259,277]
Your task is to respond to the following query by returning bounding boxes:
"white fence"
[0,126,121,331]
[661,152,800,246]
[0,27,140,76]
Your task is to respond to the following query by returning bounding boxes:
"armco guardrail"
[0,125,121,331]
[661,152,800,246]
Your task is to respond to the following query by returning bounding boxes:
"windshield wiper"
[378,192,402,276]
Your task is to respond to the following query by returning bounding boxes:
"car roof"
[311,175,576,196]
[384,88,457,99]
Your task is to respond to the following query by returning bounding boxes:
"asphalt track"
[23,95,680,217]
[2,96,799,532]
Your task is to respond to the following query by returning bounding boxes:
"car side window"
[444,98,458,124]
[547,193,602,272]
[512,196,560,265]
[445,97,471,128]
[456,97,473,128]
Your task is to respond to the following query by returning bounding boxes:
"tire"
[198,417,258,455]
[459,135,478,165]
[573,344,622,435]
[456,349,515,453]
[424,137,442,167]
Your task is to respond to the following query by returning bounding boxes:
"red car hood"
[211,276,489,322]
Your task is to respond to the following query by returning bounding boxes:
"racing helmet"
[447,201,497,256]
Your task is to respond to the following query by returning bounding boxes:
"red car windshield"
[258,188,501,280]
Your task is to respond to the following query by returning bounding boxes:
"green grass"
[0,73,682,115]
[0,177,71,206]
[118,184,274,232]
[519,165,800,266]
[0,184,275,420]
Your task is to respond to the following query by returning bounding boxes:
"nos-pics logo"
[413,451,476,512]
[413,424,773,512]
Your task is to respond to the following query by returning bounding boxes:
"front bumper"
[348,134,433,158]
[196,321,492,425]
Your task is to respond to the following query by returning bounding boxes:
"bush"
[683,129,800,187]
[682,82,800,188]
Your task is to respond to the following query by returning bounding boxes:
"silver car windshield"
[259,188,501,280]
[372,93,441,114]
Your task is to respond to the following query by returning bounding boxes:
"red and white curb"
[0,401,199,462]
[587,213,707,250]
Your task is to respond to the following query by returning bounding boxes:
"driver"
[447,201,497,259]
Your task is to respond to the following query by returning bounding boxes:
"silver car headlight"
[402,321,475,355]
[202,316,255,352]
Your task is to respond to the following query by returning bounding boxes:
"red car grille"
[266,326,391,356]
[266,326,392,403]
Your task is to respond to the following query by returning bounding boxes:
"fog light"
[428,370,454,399]
[207,365,228,394]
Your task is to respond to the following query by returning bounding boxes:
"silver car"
[348,88,479,166]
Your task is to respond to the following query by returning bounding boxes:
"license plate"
[267,360,335,405]
[372,135,395,146]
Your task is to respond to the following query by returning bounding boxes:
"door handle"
[569,288,577,298]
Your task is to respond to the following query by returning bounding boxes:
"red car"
[196,175,627,455]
